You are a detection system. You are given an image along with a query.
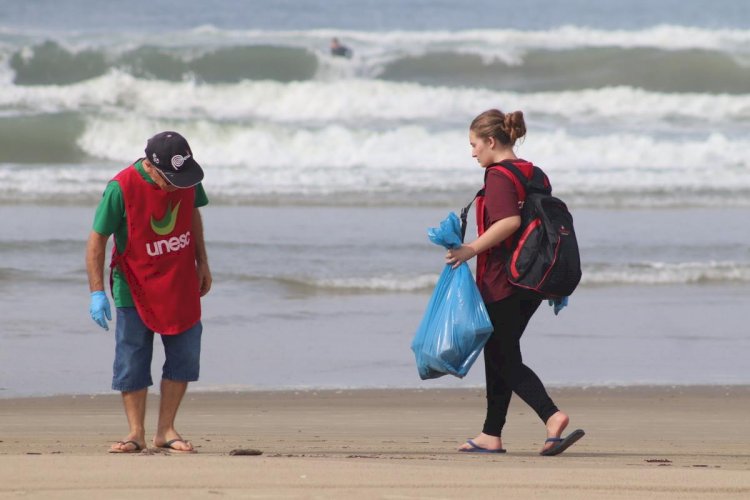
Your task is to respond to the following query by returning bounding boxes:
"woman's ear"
[487,136,497,150]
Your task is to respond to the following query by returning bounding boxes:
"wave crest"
[4,25,750,92]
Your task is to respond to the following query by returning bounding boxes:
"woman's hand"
[445,216,520,269]
[446,245,478,268]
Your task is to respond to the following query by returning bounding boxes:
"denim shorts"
[112,307,202,392]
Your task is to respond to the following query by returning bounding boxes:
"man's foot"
[541,411,569,454]
[154,436,195,453]
[458,432,504,453]
[109,439,145,454]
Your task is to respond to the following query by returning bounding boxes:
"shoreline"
[2,386,748,498]
[2,382,750,400]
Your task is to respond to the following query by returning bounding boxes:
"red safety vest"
[474,160,535,287]
[110,165,201,335]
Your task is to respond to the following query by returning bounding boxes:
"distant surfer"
[330,37,352,58]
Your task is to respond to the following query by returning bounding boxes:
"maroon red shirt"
[476,159,534,303]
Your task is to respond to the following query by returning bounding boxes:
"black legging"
[482,293,559,437]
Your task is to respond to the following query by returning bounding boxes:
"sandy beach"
[3,2,750,499]
[1,386,748,499]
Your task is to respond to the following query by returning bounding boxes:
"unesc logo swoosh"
[150,201,181,236]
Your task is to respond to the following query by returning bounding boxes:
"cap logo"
[151,153,160,165]
[171,153,190,171]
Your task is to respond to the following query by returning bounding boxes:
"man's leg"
[153,321,202,452]
[110,388,148,452]
[153,379,193,451]
[111,307,154,452]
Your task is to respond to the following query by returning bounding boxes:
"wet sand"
[1,386,749,498]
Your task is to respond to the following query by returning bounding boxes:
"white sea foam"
[3,113,750,206]
[3,73,750,130]
[70,114,750,187]
[2,25,749,206]
[2,112,748,203]
[8,24,750,63]
[340,261,750,290]
[302,274,439,292]
[243,262,750,292]
[582,261,750,286]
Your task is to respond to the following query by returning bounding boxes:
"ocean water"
[1,0,749,397]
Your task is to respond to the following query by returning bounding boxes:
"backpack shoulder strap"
[459,161,547,242]
[496,160,529,193]
[498,160,551,195]
[459,187,483,243]
[459,162,526,242]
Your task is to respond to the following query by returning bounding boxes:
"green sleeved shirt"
[92,159,208,307]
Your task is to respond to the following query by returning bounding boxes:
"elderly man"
[85,131,212,453]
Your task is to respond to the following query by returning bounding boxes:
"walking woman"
[446,109,584,456]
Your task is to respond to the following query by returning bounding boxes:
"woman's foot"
[541,411,569,454]
[458,432,504,452]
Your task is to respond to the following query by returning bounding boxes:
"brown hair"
[470,109,526,146]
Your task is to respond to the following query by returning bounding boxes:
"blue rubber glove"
[89,291,112,331]
[548,296,569,315]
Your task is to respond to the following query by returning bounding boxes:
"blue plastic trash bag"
[427,211,463,249]
[411,213,494,380]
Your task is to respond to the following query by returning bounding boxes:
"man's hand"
[89,291,112,330]
[197,262,212,297]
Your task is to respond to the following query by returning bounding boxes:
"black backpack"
[460,161,581,299]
